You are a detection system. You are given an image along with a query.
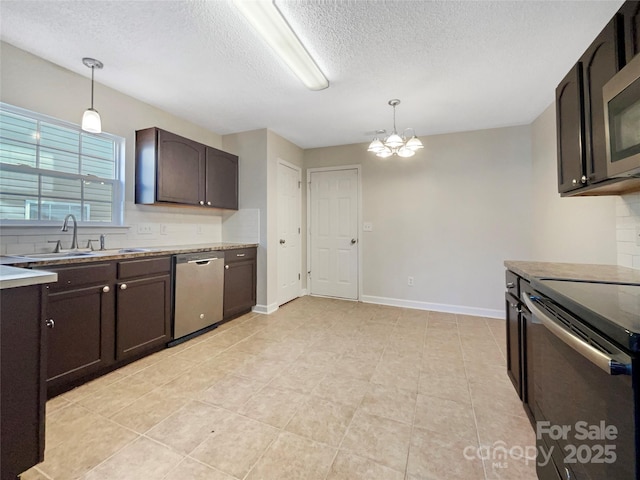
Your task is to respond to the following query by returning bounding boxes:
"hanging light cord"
[90,66,95,109]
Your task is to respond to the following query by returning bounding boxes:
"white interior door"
[309,168,359,299]
[277,161,301,306]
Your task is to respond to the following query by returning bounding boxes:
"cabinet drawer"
[225,248,256,262]
[42,262,116,293]
[118,256,171,279]
[505,270,520,297]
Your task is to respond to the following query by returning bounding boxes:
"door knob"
[280,239,286,245]
[351,238,357,245]
[45,319,55,328]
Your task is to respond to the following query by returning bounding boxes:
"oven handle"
[524,295,632,376]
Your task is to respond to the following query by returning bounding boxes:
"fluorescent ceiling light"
[233,0,329,91]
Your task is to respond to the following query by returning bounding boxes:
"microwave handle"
[524,295,632,376]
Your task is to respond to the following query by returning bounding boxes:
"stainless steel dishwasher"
[172,251,224,343]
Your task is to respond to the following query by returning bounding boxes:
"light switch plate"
[363,222,373,232]
[160,224,168,235]
[137,223,153,234]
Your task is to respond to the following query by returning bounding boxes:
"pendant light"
[81,57,104,133]
[368,99,424,158]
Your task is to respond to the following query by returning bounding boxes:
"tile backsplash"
[616,193,640,269]
[0,208,260,255]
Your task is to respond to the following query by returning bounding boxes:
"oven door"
[524,293,637,480]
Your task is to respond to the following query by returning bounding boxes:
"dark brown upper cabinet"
[554,10,640,196]
[556,64,586,194]
[136,127,238,210]
[581,16,625,184]
[206,147,239,210]
[620,1,640,64]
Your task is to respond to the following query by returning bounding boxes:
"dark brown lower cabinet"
[1,284,46,480]
[505,292,523,399]
[116,257,171,361]
[224,248,257,319]
[521,306,536,426]
[43,263,116,396]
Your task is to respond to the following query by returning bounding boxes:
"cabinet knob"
[207,201,211,206]
[506,282,515,289]
[581,175,587,184]
[572,178,578,185]
[120,284,127,290]
[102,286,110,293]
[199,201,204,205]
[225,264,229,270]
[45,319,55,329]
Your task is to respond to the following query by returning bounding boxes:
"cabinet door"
[46,284,114,392]
[116,274,171,361]
[621,1,640,65]
[1,285,46,479]
[224,259,256,319]
[206,147,238,209]
[157,129,206,205]
[505,293,522,399]
[581,16,624,183]
[556,64,586,193]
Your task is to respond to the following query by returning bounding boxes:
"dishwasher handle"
[524,294,632,376]
[187,257,221,265]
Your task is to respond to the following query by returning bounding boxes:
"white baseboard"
[252,302,279,315]
[360,295,504,319]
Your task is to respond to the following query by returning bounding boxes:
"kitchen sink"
[13,251,98,260]
[94,247,154,255]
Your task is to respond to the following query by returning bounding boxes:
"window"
[0,103,124,225]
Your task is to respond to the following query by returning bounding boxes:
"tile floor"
[23,296,537,480]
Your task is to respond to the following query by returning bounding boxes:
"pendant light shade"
[82,109,102,133]
[81,57,103,133]
[367,99,423,158]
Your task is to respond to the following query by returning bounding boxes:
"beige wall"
[530,103,617,264]
[222,129,303,311]
[304,126,534,316]
[0,42,228,253]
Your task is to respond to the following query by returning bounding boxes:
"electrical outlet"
[137,223,153,235]
[363,222,373,232]
[408,276,414,287]
[160,224,168,235]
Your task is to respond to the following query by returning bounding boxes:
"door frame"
[306,164,362,301]
[277,158,302,304]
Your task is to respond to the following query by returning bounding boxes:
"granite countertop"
[0,265,58,290]
[504,260,640,285]
[0,242,258,268]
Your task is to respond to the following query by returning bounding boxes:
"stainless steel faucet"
[61,214,79,250]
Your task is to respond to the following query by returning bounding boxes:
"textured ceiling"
[0,0,625,149]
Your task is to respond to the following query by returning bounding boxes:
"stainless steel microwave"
[603,53,640,178]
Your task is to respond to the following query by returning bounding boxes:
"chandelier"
[367,99,424,158]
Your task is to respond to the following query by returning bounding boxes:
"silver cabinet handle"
[45,319,55,328]
[102,286,110,293]
[207,201,211,206]
[351,238,357,245]
[199,201,204,205]
[524,295,631,376]
[506,282,515,289]
[581,175,587,184]
[225,264,229,270]
[236,253,245,257]
[572,178,577,185]
[120,284,127,290]
[279,239,285,245]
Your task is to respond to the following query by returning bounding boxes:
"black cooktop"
[529,278,640,353]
